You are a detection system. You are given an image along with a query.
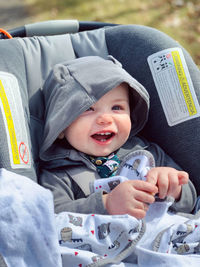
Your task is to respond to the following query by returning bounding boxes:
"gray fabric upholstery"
[0,39,36,180]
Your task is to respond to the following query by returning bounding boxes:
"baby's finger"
[131,180,158,195]
[157,175,169,199]
[167,174,179,197]
[145,168,158,185]
[128,201,149,219]
[133,189,156,204]
[178,171,189,185]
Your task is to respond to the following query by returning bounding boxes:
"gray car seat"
[0,21,200,196]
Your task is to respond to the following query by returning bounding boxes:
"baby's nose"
[96,113,113,125]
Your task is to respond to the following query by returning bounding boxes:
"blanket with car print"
[57,175,200,267]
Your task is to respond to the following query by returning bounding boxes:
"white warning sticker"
[148,47,200,126]
[0,71,31,169]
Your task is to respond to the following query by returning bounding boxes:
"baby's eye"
[112,105,122,110]
[85,107,94,112]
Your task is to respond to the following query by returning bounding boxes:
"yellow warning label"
[172,51,197,116]
[0,80,20,164]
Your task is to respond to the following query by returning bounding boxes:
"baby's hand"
[102,180,158,219]
[146,167,188,200]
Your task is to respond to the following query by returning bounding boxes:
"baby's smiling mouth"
[91,131,115,142]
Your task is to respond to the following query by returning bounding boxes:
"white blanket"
[0,168,62,267]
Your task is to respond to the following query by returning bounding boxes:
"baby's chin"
[89,150,116,157]
[88,145,122,157]
[81,145,120,157]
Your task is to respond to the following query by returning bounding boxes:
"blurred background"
[0,0,200,65]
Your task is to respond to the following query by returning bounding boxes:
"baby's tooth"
[97,132,111,136]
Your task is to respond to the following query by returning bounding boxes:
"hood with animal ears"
[40,55,149,161]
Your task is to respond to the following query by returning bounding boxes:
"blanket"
[0,168,200,267]
[0,168,62,267]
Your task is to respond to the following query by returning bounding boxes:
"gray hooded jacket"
[39,56,196,215]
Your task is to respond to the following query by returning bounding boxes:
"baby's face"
[61,83,131,157]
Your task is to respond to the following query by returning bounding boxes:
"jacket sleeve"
[146,141,197,213]
[39,168,108,215]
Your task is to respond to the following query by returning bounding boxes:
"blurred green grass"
[27,0,200,65]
